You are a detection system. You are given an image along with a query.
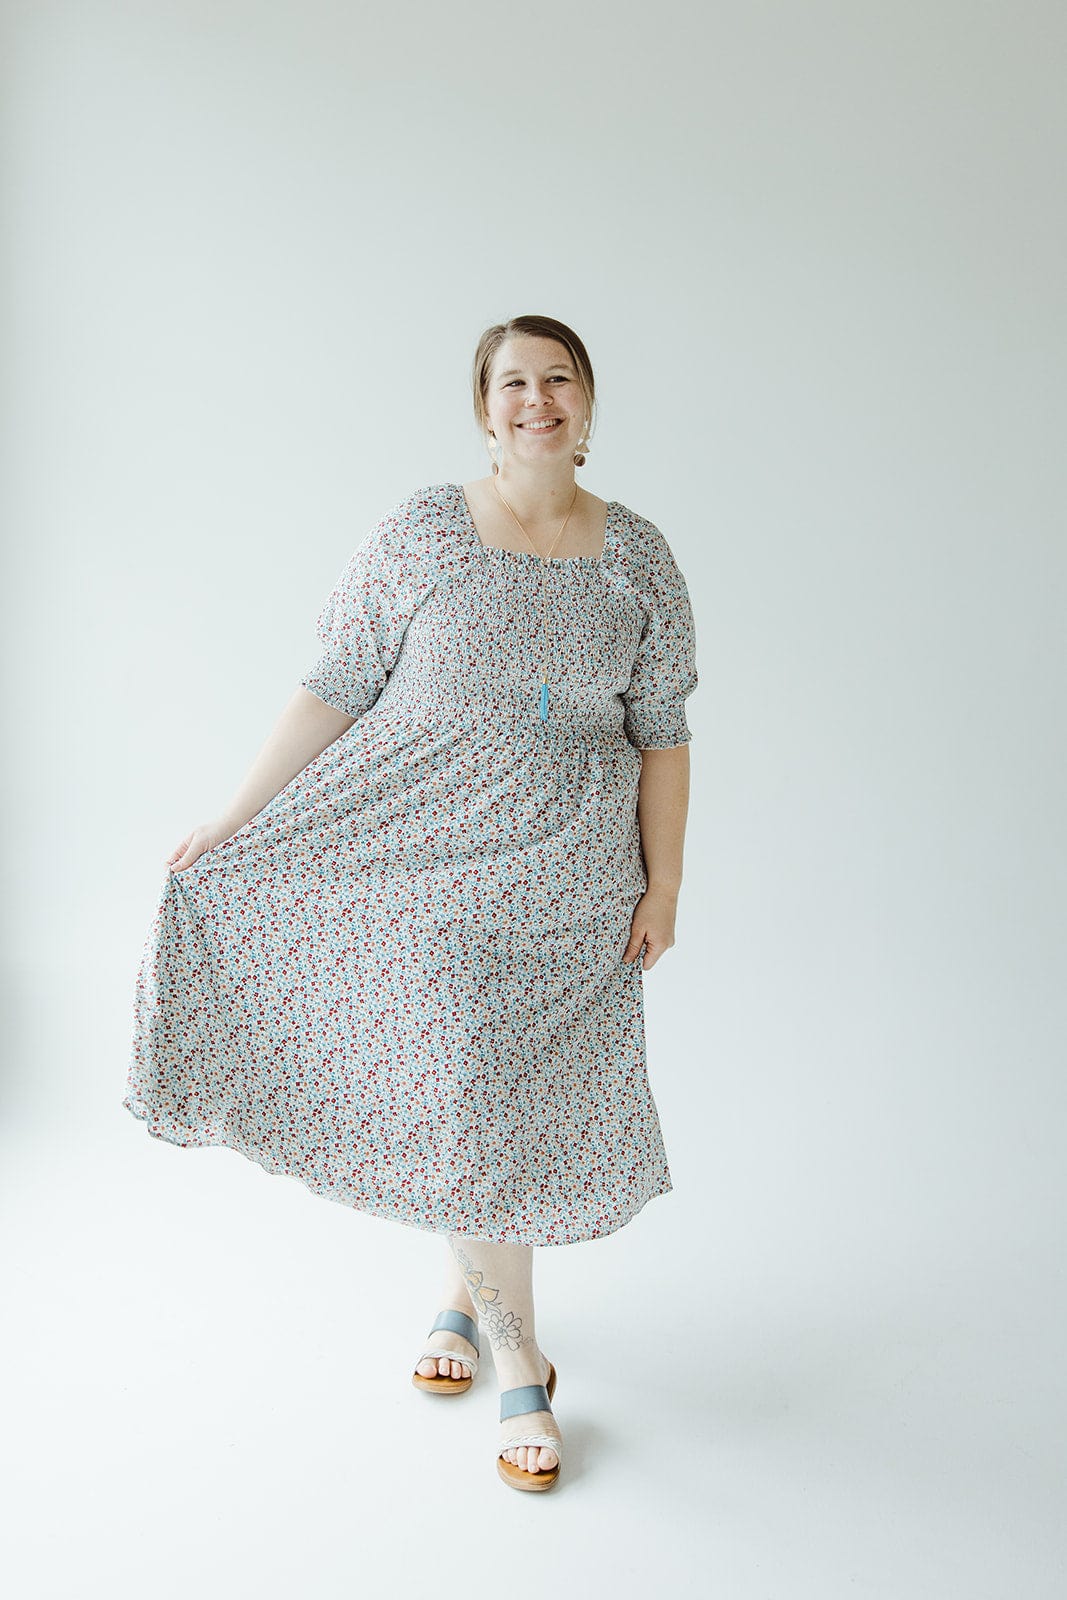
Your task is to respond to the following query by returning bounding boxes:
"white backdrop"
[2,2,1064,1596]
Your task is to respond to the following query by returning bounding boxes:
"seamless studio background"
[1,2,1064,1597]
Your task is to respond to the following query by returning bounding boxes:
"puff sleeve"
[300,499,436,719]
[620,528,699,750]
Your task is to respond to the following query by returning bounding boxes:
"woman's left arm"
[622,744,691,970]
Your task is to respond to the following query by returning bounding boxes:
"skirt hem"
[121,1093,672,1248]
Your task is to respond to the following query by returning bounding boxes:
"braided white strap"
[416,1346,479,1379]
[499,1433,563,1466]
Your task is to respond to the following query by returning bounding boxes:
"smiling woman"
[474,322,595,478]
[123,311,698,1495]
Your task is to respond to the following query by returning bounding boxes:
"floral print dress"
[123,482,698,1246]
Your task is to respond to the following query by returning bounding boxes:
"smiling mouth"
[517,418,563,431]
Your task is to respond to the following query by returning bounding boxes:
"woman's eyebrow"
[498,365,573,378]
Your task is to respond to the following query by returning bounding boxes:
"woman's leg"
[414,1240,483,1380]
[447,1233,561,1474]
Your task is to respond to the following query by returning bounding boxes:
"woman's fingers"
[623,894,678,970]
[166,827,211,873]
[625,942,665,969]
[623,922,651,964]
[166,834,191,871]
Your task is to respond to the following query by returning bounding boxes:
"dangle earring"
[574,418,591,468]
[487,430,502,475]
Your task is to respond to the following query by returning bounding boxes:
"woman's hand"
[167,819,237,874]
[622,886,679,971]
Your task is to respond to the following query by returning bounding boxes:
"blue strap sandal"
[411,1308,481,1394]
[497,1359,560,1491]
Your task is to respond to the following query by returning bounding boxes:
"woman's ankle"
[491,1342,550,1390]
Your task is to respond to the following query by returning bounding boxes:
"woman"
[123,313,698,1492]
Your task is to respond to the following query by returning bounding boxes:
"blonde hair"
[471,314,597,449]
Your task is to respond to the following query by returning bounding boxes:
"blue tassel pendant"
[539,681,549,721]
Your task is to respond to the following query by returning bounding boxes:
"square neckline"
[454,483,616,566]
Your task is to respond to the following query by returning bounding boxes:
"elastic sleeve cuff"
[624,706,693,750]
[300,652,381,719]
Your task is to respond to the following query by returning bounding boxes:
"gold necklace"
[492,479,580,721]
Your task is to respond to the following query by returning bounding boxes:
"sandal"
[411,1308,481,1395]
[497,1360,561,1491]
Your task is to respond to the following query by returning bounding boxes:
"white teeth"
[521,419,561,431]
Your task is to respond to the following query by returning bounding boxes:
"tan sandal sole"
[412,1369,474,1395]
[497,1455,560,1490]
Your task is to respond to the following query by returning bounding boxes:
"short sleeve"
[300,498,437,719]
[620,530,699,750]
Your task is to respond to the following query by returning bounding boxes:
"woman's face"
[484,335,588,470]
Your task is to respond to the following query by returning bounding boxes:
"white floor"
[3,1083,1063,1600]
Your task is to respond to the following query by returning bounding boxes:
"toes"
[512,1443,557,1473]
[415,1353,472,1381]
[437,1356,467,1379]
[500,1408,560,1474]
[501,1442,557,1472]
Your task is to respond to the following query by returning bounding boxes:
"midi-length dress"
[123,482,698,1246]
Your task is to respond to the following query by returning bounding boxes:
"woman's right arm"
[167,687,355,872]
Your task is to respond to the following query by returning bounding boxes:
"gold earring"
[486,430,501,475]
